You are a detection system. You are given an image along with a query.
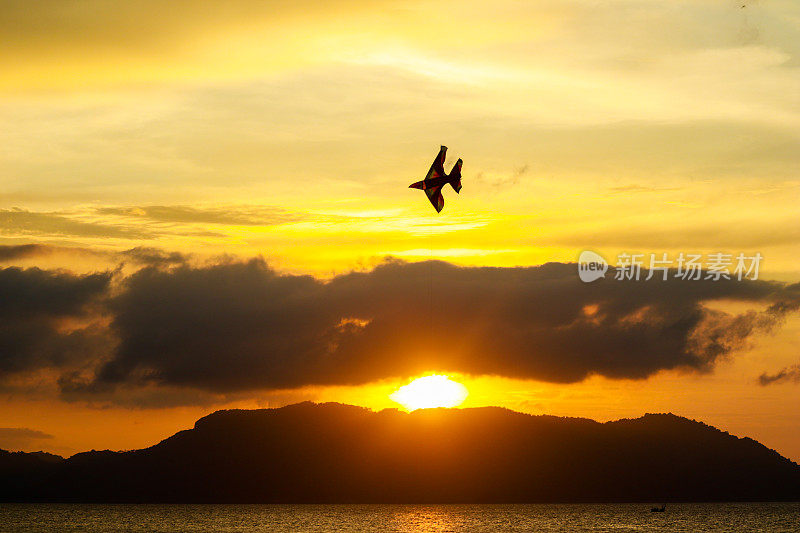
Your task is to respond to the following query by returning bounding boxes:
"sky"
[1,0,799,460]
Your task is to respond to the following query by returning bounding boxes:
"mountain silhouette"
[2,402,799,502]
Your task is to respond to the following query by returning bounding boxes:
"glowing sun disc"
[390,375,468,410]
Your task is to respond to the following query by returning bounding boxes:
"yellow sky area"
[0,0,563,92]
[2,172,798,279]
[1,1,798,277]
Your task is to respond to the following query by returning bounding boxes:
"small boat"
[650,504,666,512]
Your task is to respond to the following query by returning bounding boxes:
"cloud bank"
[1,256,797,405]
[0,266,111,377]
[40,258,800,401]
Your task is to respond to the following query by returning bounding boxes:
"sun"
[389,374,469,411]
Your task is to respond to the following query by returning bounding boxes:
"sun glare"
[390,375,469,411]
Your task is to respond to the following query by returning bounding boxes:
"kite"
[409,145,462,213]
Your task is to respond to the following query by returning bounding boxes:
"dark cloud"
[0,427,54,451]
[0,267,112,376]
[57,379,235,409]
[0,209,152,239]
[69,259,798,398]
[0,428,53,440]
[0,244,51,261]
[118,247,189,267]
[0,243,188,269]
[758,364,800,386]
[2,257,795,404]
[96,205,303,226]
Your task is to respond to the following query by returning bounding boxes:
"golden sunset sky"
[1,0,799,461]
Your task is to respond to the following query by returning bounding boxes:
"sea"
[0,502,798,532]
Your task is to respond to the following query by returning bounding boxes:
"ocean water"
[0,502,798,532]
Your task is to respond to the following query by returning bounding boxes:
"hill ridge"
[1,402,798,502]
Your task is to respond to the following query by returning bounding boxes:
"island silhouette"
[2,402,798,503]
